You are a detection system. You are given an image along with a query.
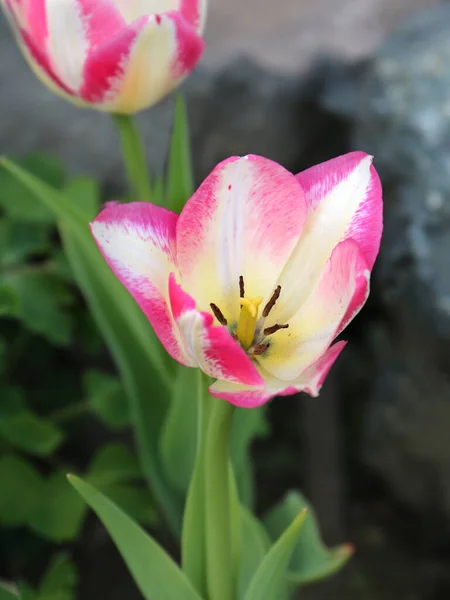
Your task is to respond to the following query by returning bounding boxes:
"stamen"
[252,343,270,356]
[263,323,289,336]
[239,275,245,298]
[262,285,281,317]
[210,303,228,326]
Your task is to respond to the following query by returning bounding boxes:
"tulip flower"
[91,152,383,407]
[1,0,206,113]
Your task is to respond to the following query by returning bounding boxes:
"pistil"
[236,296,263,350]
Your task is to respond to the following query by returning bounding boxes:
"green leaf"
[37,554,77,600]
[28,471,87,542]
[84,370,130,430]
[0,387,64,456]
[0,285,19,317]
[166,94,194,213]
[3,271,74,345]
[99,482,158,527]
[230,406,268,508]
[64,178,100,221]
[88,444,141,486]
[237,507,271,599]
[0,584,20,600]
[264,491,353,586]
[160,366,199,493]
[68,476,203,600]
[0,154,65,223]
[0,454,45,526]
[180,370,208,598]
[0,220,51,267]
[152,176,164,207]
[0,158,183,535]
[244,509,307,600]
[17,583,35,600]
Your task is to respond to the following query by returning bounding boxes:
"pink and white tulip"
[91,152,383,408]
[1,0,206,113]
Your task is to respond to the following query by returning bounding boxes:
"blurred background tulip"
[0,0,206,113]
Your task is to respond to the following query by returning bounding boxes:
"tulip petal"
[20,28,77,96]
[169,274,264,386]
[1,0,73,96]
[90,202,191,365]
[176,155,306,327]
[43,0,126,91]
[111,0,206,32]
[209,341,346,408]
[274,152,382,323]
[81,11,203,112]
[259,239,369,381]
[209,377,294,409]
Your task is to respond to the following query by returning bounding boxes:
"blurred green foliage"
[0,155,157,596]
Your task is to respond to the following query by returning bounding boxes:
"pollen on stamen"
[263,323,289,336]
[239,275,245,298]
[262,285,281,317]
[210,303,227,326]
[252,343,269,356]
[155,13,162,24]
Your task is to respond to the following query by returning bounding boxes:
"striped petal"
[209,342,346,407]
[258,239,369,381]
[81,11,204,112]
[273,152,382,324]
[111,0,207,32]
[176,155,306,328]
[1,0,75,97]
[42,0,124,92]
[90,202,190,365]
[169,274,263,385]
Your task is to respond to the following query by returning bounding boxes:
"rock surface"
[204,0,443,72]
[324,4,450,522]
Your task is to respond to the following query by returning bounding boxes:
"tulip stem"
[113,114,152,202]
[181,375,237,600]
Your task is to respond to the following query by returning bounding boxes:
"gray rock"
[324,5,450,520]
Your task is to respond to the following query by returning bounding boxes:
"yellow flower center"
[236,296,263,350]
[209,276,289,356]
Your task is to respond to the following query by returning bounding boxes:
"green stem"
[112,114,152,202]
[205,395,236,600]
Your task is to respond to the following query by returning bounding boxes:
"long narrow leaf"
[62,228,183,533]
[68,476,203,600]
[166,94,194,213]
[237,507,270,599]
[0,584,19,600]
[244,510,307,600]
[181,371,210,597]
[0,159,183,535]
[160,366,199,493]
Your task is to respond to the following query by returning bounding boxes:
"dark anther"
[252,343,270,356]
[262,285,281,317]
[239,275,245,298]
[263,323,289,336]
[210,303,228,326]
